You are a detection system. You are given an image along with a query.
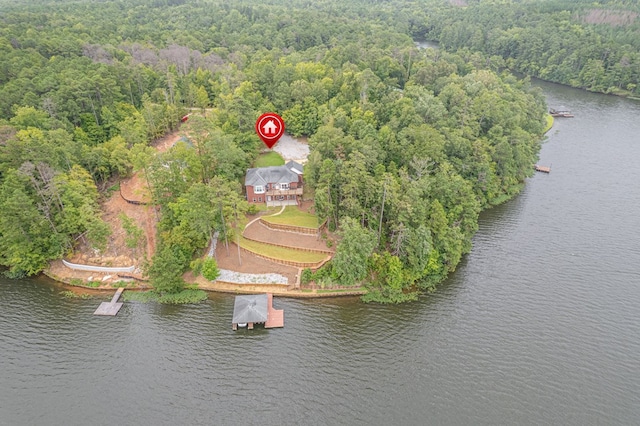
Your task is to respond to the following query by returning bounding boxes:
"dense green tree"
[0,171,64,275]
[331,218,377,286]
[147,245,188,294]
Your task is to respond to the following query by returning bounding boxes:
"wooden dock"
[265,293,284,328]
[535,164,551,173]
[93,287,125,316]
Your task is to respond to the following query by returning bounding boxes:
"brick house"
[245,161,304,206]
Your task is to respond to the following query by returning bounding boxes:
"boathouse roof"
[232,294,268,324]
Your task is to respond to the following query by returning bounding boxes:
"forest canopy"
[425,0,640,95]
[0,0,552,301]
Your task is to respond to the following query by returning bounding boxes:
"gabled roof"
[245,162,304,186]
[285,160,304,175]
[232,294,268,324]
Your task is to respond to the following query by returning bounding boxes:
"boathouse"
[232,293,284,330]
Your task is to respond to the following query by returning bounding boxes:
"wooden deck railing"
[259,218,319,235]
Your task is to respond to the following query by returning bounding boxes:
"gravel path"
[217,269,289,285]
[273,134,309,162]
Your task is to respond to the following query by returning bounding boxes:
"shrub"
[190,258,204,276]
[247,204,260,215]
[201,257,220,281]
[2,269,26,279]
[301,268,313,284]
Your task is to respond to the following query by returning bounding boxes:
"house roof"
[232,294,268,324]
[245,161,304,186]
[285,160,304,174]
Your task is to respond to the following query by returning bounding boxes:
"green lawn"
[262,206,318,228]
[544,114,554,133]
[253,152,285,168]
[239,236,326,263]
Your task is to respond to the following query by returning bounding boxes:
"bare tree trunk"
[234,203,241,266]
[378,179,387,245]
[87,93,100,125]
[220,202,229,256]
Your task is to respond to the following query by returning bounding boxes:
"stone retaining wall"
[215,280,290,288]
[62,259,136,273]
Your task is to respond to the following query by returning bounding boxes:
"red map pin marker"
[255,112,285,149]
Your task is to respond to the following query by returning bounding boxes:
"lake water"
[1,82,640,425]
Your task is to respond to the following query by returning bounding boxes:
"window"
[254,185,265,194]
[252,198,256,202]
[281,183,289,190]
[258,197,262,202]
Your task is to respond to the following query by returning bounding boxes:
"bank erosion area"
[0,0,551,303]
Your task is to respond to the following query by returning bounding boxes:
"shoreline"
[42,268,366,300]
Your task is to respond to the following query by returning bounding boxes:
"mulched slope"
[243,221,333,252]
[213,242,298,284]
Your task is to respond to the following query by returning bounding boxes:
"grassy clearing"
[253,152,285,168]
[544,114,554,133]
[239,236,326,263]
[262,206,318,228]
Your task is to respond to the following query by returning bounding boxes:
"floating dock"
[232,293,284,330]
[93,287,125,316]
[535,165,551,173]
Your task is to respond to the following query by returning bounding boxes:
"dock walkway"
[265,293,284,328]
[93,287,125,316]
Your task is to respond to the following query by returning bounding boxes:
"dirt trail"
[66,131,184,271]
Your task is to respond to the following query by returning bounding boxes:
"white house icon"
[262,120,278,135]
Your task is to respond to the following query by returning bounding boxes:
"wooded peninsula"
[1,0,636,302]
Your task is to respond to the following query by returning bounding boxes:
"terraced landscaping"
[239,236,327,264]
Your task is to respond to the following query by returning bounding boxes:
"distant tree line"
[424,0,640,95]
